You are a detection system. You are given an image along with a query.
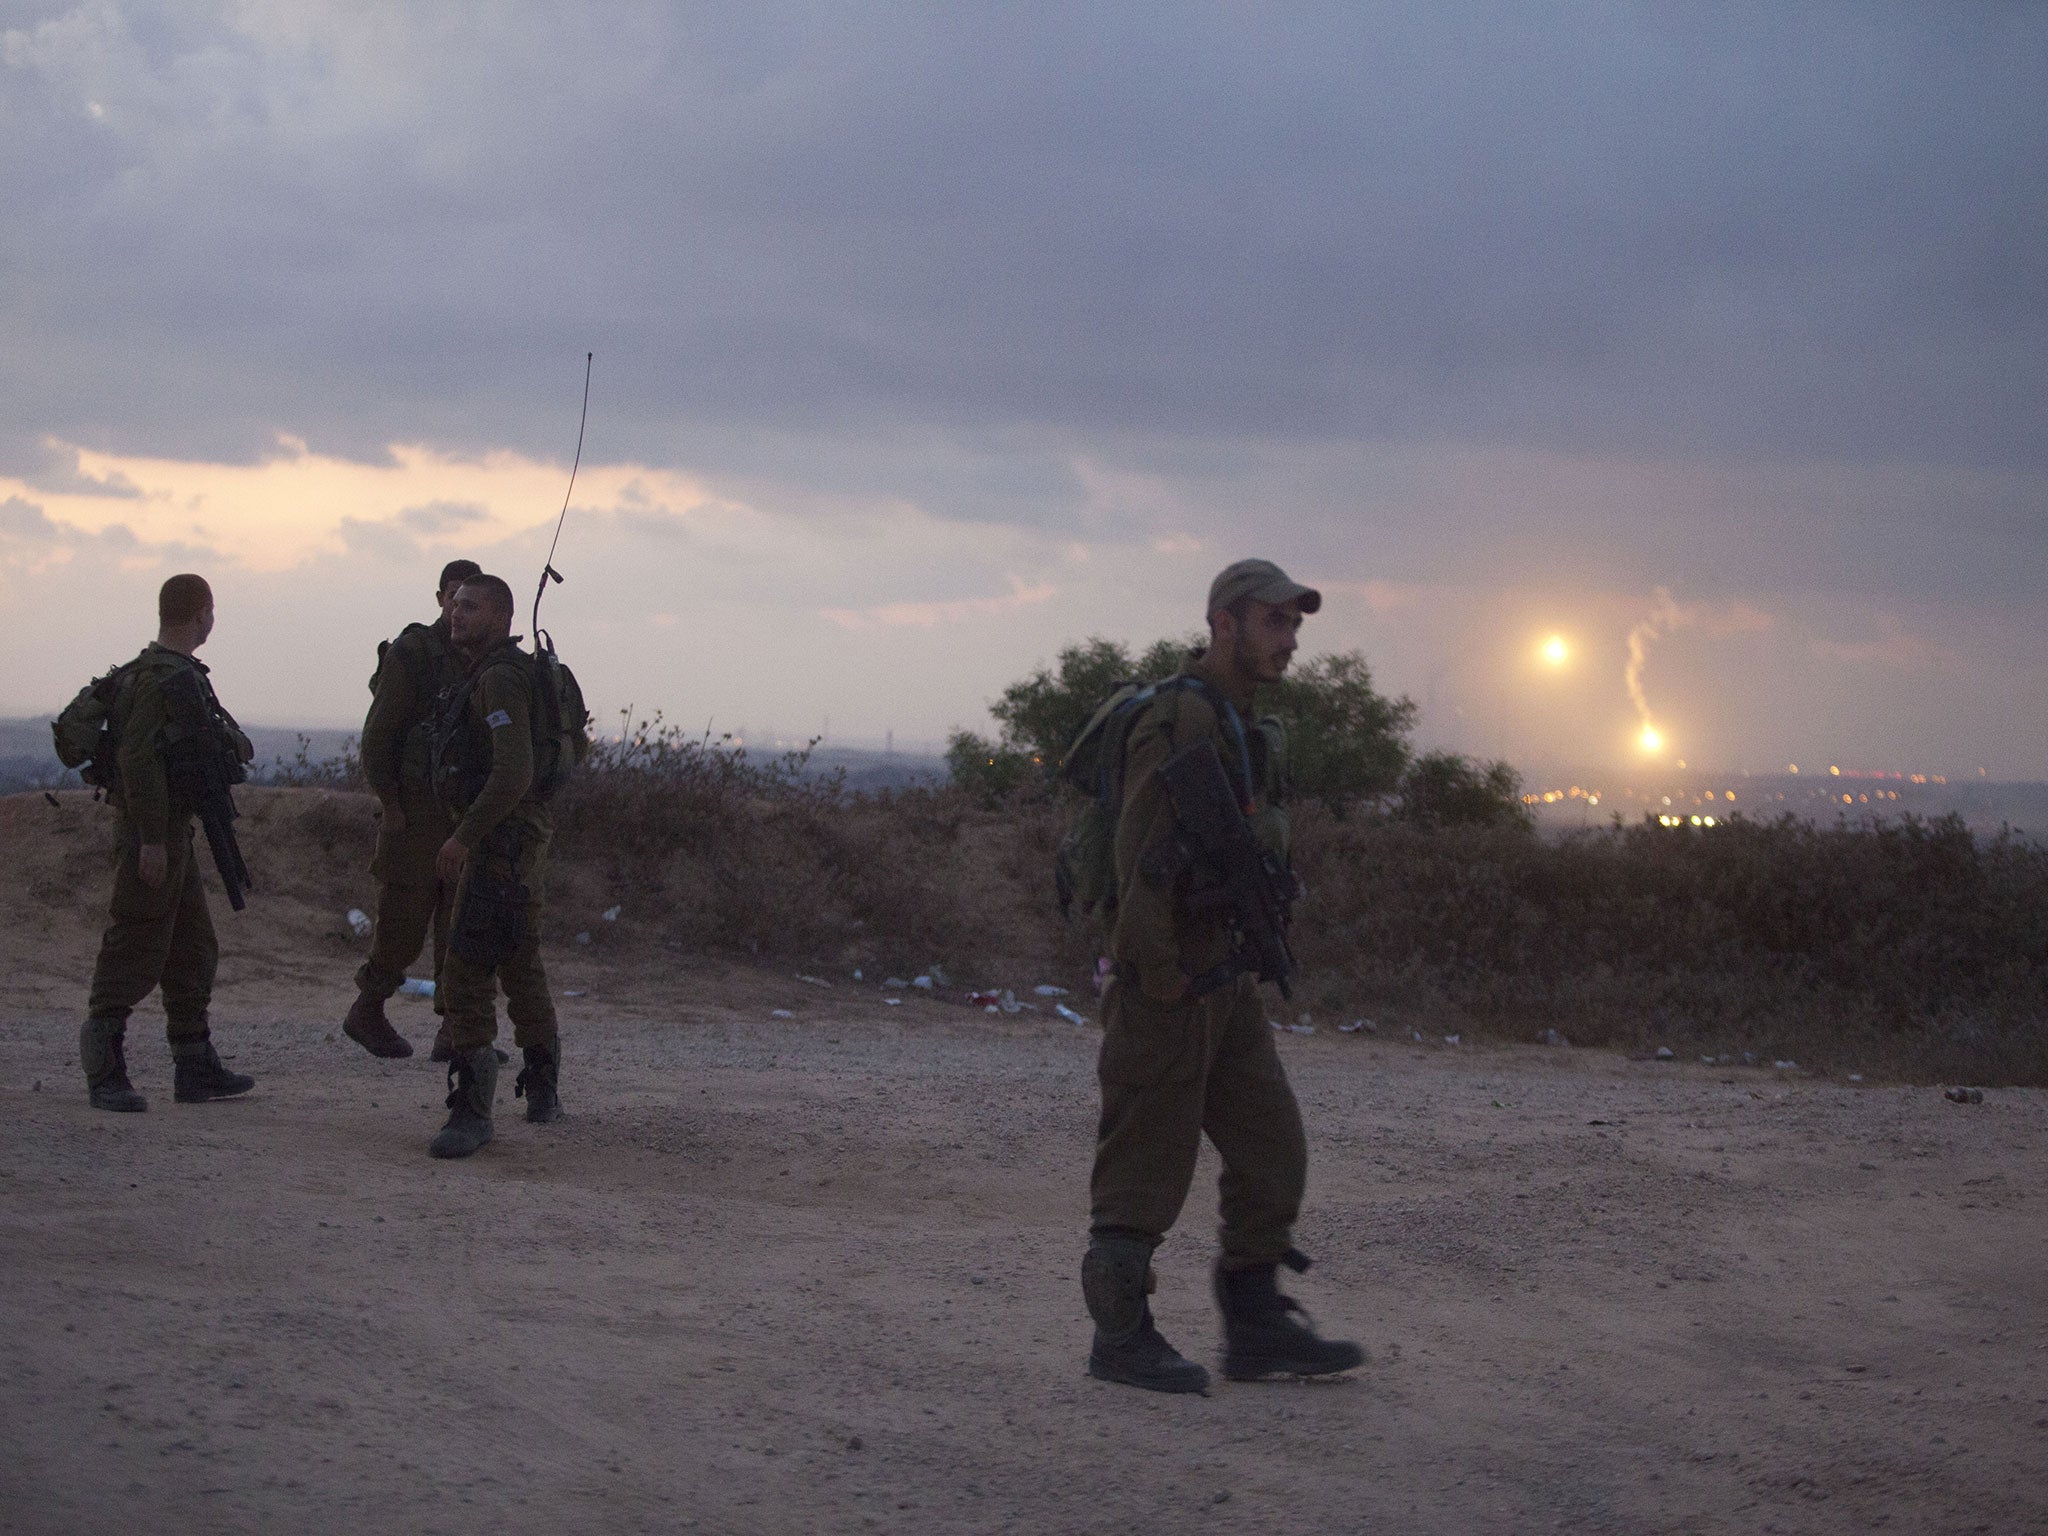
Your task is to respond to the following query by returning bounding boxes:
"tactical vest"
[429,642,589,812]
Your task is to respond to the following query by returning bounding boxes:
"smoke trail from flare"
[1625,587,1684,751]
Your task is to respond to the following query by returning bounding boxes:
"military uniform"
[420,635,562,1157]
[1091,651,1306,1264]
[1081,558,1362,1393]
[81,645,256,1108]
[436,639,557,1056]
[352,618,467,1020]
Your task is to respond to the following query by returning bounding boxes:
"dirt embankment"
[2,789,2045,1534]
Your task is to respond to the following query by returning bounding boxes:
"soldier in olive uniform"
[1082,559,1364,1393]
[424,573,563,1159]
[341,557,481,1059]
[79,574,257,1112]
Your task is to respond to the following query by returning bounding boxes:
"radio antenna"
[533,351,593,638]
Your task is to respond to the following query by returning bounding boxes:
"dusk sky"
[4,2,2043,778]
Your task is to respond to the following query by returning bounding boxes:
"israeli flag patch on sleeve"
[485,709,513,730]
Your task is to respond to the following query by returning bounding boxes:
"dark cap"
[1206,558,1321,618]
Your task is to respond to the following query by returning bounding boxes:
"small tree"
[1397,751,1533,830]
[951,634,1434,814]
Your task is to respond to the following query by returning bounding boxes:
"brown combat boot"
[343,993,414,1058]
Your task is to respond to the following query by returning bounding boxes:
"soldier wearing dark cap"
[423,573,564,1159]
[1082,558,1364,1393]
[78,574,257,1112]
[341,558,481,1059]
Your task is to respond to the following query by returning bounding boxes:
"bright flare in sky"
[1638,724,1665,754]
[1540,634,1570,666]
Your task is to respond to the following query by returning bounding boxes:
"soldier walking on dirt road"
[76,574,258,1113]
[1082,559,1365,1394]
[341,557,480,1060]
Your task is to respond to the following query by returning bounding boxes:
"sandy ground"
[2,792,2046,1534]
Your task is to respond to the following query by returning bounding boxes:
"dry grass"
[556,732,2046,1083]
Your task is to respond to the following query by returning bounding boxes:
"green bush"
[951,632,1521,825]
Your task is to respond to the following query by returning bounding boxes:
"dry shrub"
[553,723,1086,986]
[481,721,2048,1084]
[1292,810,2048,1082]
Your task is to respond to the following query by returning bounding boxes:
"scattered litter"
[1848,1073,1864,1083]
[927,964,952,987]
[853,969,864,981]
[575,931,592,945]
[1700,1055,1715,1065]
[1292,1022,1316,1035]
[1773,1059,1798,1070]
[883,998,903,1007]
[1033,984,1070,997]
[968,990,1027,1014]
[1741,1051,1757,1065]
[563,988,586,998]
[1442,1033,1459,1047]
[883,977,911,990]
[797,975,831,987]
[601,906,622,922]
[912,975,935,990]
[1339,1019,1376,1034]
[346,908,372,939]
[1654,1046,1676,1061]
[1054,1004,1090,1028]
[1298,1012,1314,1028]
[1944,1086,1984,1105]
[1536,1028,1569,1047]
[1411,1030,1425,1043]
[770,1008,795,1019]
[398,977,436,999]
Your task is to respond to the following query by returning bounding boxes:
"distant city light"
[1540,634,1570,666]
[1638,725,1664,754]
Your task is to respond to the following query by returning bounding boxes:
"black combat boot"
[1082,1235,1211,1395]
[514,1042,562,1124]
[81,1018,147,1113]
[172,1038,256,1103]
[1215,1251,1366,1381]
[428,1045,498,1159]
[342,992,413,1058]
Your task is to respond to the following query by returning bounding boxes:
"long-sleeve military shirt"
[361,617,461,809]
[1109,652,1261,1000]
[448,643,550,852]
[111,645,251,844]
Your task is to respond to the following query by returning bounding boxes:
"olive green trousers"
[440,829,557,1053]
[1089,972,1306,1267]
[353,809,452,1007]
[86,816,216,1042]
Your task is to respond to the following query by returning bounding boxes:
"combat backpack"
[529,631,591,798]
[1052,675,1288,922]
[368,621,435,697]
[1053,677,1199,920]
[51,655,156,790]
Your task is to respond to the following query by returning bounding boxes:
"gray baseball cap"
[1206,558,1322,617]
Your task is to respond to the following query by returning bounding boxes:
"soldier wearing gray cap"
[1081,558,1363,1394]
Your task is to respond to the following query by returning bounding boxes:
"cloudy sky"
[4,1,2043,777]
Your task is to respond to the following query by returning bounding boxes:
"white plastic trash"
[1054,1004,1089,1028]
[398,977,435,999]
[602,906,622,922]
[1033,984,1070,997]
[346,908,372,939]
[912,975,934,990]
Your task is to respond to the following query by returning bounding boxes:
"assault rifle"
[1157,735,1296,999]
[160,667,254,911]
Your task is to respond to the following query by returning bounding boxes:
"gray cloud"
[3,2,2045,771]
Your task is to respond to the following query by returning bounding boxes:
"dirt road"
[3,937,2044,1535]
